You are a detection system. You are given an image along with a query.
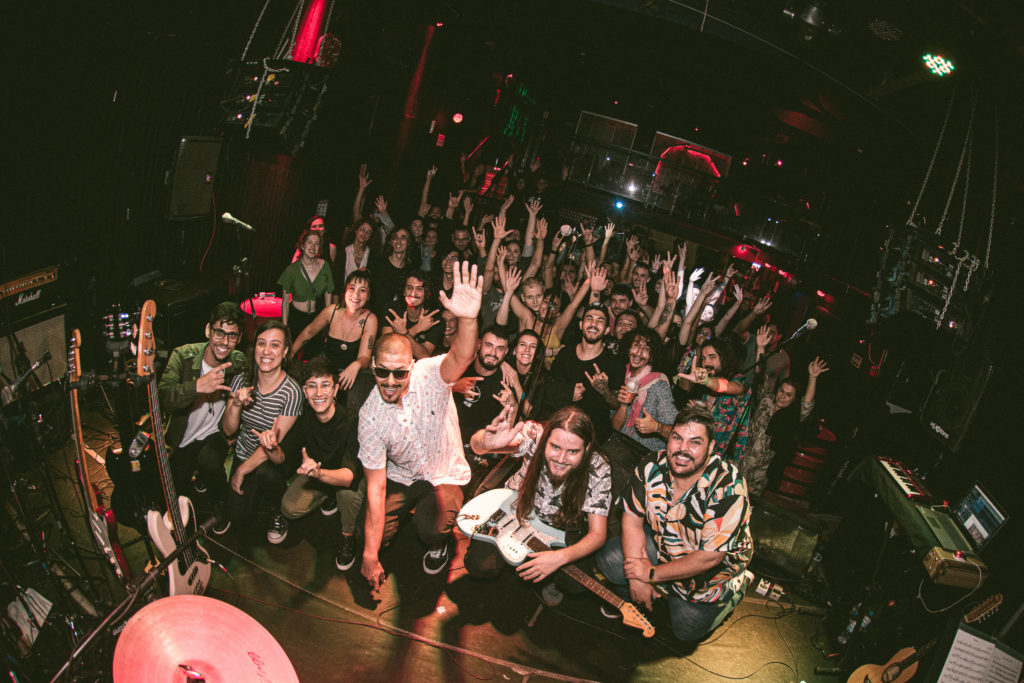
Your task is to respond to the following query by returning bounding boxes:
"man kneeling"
[467,405,611,604]
[258,357,364,570]
[596,406,752,642]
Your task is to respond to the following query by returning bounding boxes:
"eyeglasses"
[372,365,411,380]
[211,327,241,342]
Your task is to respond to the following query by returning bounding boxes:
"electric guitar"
[458,488,656,638]
[846,593,1004,683]
[69,330,131,582]
[136,300,211,596]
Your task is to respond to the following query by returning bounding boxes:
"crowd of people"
[156,157,831,644]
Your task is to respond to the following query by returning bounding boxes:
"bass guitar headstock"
[619,602,656,638]
[135,300,158,379]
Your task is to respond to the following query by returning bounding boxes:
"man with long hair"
[596,406,752,643]
[467,404,611,604]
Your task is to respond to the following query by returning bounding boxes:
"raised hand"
[297,447,321,478]
[358,164,373,189]
[603,222,616,243]
[662,266,680,302]
[753,295,773,315]
[471,225,486,252]
[374,195,388,214]
[462,194,475,215]
[410,309,440,336]
[479,404,524,451]
[492,214,509,241]
[732,284,743,302]
[504,265,522,293]
[633,286,649,307]
[501,193,515,213]
[500,362,523,396]
[677,240,688,264]
[584,363,610,395]
[808,357,830,378]
[589,265,608,293]
[651,253,663,272]
[439,261,484,319]
[699,274,722,297]
[625,235,641,262]
[581,224,595,246]
[338,364,359,390]
[534,217,548,242]
[689,266,706,284]
[385,309,408,336]
[426,165,438,178]
[447,192,462,210]
[755,324,772,349]
[725,264,738,280]
[526,198,542,216]
[196,361,233,395]
[253,415,282,453]
[452,375,483,396]
[664,251,677,271]
[494,378,519,409]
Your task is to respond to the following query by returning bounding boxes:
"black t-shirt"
[454,367,505,446]
[279,406,361,485]
[549,345,624,442]
[370,256,413,317]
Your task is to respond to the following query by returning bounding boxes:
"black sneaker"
[266,513,289,544]
[422,540,451,575]
[335,536,356,571]
[320,497,338,517]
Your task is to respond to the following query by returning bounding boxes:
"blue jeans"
[596,526,744,641]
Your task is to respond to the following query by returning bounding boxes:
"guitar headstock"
[69,329,82,383]
[964,593,1003,624]
[136,300,158,379]
[619,602,656,638]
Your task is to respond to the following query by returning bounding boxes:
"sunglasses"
[372,366,411,380]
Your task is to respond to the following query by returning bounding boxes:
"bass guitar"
[846,593,1004,683]
[69,329,131,582]
[458,488,655,638]
[136,300,211,596]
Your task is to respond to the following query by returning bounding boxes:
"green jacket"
[158,342,247,450]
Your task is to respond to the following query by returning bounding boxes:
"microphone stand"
[49,516,219,682]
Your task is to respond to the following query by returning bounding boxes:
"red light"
[436,133,445,147]
[816,290,825,297]
[435,21,444,27]
[613,100,619,105]
[452,112,464,124]
[775,159,783,166]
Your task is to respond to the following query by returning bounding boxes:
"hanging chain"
[963,254,979,292]
[985,112,998,269]
[953,126,973,250]
[936,258,963,330]
[274,1,303,59]
[241,0,272,61]
[323,0,335,37]
[936,90,977,237]
[907,87,957,227]
[285,0,305,60]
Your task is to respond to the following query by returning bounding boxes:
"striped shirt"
[230,373,303,460]
[357,354,470,486]
[623,452,752,603]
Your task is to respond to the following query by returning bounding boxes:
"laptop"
[916,481,1008,553]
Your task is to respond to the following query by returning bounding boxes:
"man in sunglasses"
[359,261,483,589]
[158,301,247,533]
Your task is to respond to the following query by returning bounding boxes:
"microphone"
[221,212,255,232]
[1,351,51,405]
[782,318,818,345]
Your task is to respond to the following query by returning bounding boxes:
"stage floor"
[14,404,841,682]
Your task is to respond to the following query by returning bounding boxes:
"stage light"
[776,159,783,166]
[923,54,954,76]
[452,112,463,124]
[627,183,637,193]
[615,200,624,209]
[435,21,444,28]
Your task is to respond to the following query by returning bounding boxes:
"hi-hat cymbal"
[112,595,298,682]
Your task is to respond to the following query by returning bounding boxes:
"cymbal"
[112,595,298,682]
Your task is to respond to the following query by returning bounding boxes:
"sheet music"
[938,626,1023,683]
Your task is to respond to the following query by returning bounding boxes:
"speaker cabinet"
[921,361,992,453]
[167,136,222,219]
[749,495,822,578]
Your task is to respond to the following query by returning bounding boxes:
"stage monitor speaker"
[0,266,67,389]
[920,361,992,453]
[167,136,222,220]
[749,495,821,579]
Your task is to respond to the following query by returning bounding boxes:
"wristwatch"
[648,566,656,583]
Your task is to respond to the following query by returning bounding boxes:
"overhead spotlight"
[452,112,464,124]
[923,54,955,76]
[782,1,841,41]
[614,200,625,210]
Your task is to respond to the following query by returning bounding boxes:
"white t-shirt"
[178,360,226,448]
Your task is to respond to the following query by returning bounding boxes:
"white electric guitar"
[136,300,211,596]
[458,488,655,638]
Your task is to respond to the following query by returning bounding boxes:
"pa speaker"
[167,136,222,219]
[920,361,992,453]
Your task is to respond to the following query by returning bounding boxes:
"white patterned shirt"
[357,354,470,486]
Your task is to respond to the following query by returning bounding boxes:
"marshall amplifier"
[0,266,67,387]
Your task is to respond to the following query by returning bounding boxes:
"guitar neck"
[142,377,182,535]
[524,536,624,608]
[69,385,100,510]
